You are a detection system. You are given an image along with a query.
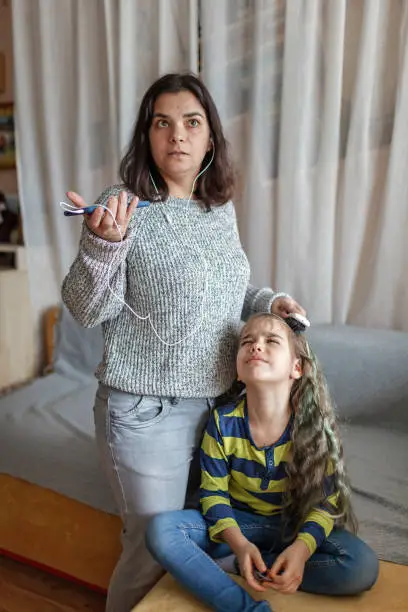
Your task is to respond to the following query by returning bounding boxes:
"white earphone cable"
[60,145,215,347]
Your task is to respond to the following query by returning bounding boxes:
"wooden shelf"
[0,242,26,271]
[0,260,36,389]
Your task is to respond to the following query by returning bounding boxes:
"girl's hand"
[271,296,306,319]
[267,540,310,594]
[66,190,139,243]
[235,540,269,593]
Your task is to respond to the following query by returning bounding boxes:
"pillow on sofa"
[53,305,103,384]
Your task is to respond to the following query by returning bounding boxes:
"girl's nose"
[250,342,262,353]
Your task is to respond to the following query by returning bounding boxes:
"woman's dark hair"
[119,73,235,208]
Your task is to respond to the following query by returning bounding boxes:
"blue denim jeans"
[93,384,212,612]
[146,508,379,612]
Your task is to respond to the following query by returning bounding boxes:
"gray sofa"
[0,312,407,564]
[309,325,408,564]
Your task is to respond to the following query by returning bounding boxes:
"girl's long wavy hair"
[226,313,357,536]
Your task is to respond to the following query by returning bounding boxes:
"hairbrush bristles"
[285,312,310,334]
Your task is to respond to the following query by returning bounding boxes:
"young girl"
[146,313,379,612]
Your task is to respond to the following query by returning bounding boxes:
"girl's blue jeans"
[146,508,379,612]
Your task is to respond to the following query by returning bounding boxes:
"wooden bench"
[133,562,408,612]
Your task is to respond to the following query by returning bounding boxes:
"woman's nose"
[170,125,185,142]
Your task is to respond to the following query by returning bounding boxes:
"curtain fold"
[12,0,197,357]
[201,0,408,330]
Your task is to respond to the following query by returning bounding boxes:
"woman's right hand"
[66,190,139,242]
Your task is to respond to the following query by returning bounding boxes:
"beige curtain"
[12,0,198,347]
[201,0,408,330]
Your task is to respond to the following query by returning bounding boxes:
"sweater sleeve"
[61,186,136,328]
[200,409,239,542]
[241,284,291,321]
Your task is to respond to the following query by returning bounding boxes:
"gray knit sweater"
[62,184,285,398]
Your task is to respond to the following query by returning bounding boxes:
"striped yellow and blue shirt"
[200,398,338,555]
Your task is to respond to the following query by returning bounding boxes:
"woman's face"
[149,90,212,188]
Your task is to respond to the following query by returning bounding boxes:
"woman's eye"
[157,120,169,128]
[189,118,200,127]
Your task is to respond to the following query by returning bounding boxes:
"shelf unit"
[0,243,36,389]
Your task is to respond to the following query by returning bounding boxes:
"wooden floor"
[0,555,106,612]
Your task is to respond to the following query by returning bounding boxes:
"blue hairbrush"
[63,200,149,216]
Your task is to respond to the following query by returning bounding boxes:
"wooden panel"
[43,306,61,374]
[0,269,36,388]
[0,475,121,591]
[133,563,408,612]
[0,556,106,612]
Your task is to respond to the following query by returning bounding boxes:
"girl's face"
[237,317,302,386]
[149,90,212,188]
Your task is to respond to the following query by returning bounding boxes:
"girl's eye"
[157,120,169,128]
[267,339,279,344]
[188,118,200,127]
[240,340,250,346]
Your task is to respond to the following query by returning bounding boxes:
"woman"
[62,73,305,612]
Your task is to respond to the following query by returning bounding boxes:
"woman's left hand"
[271,296,306,319]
